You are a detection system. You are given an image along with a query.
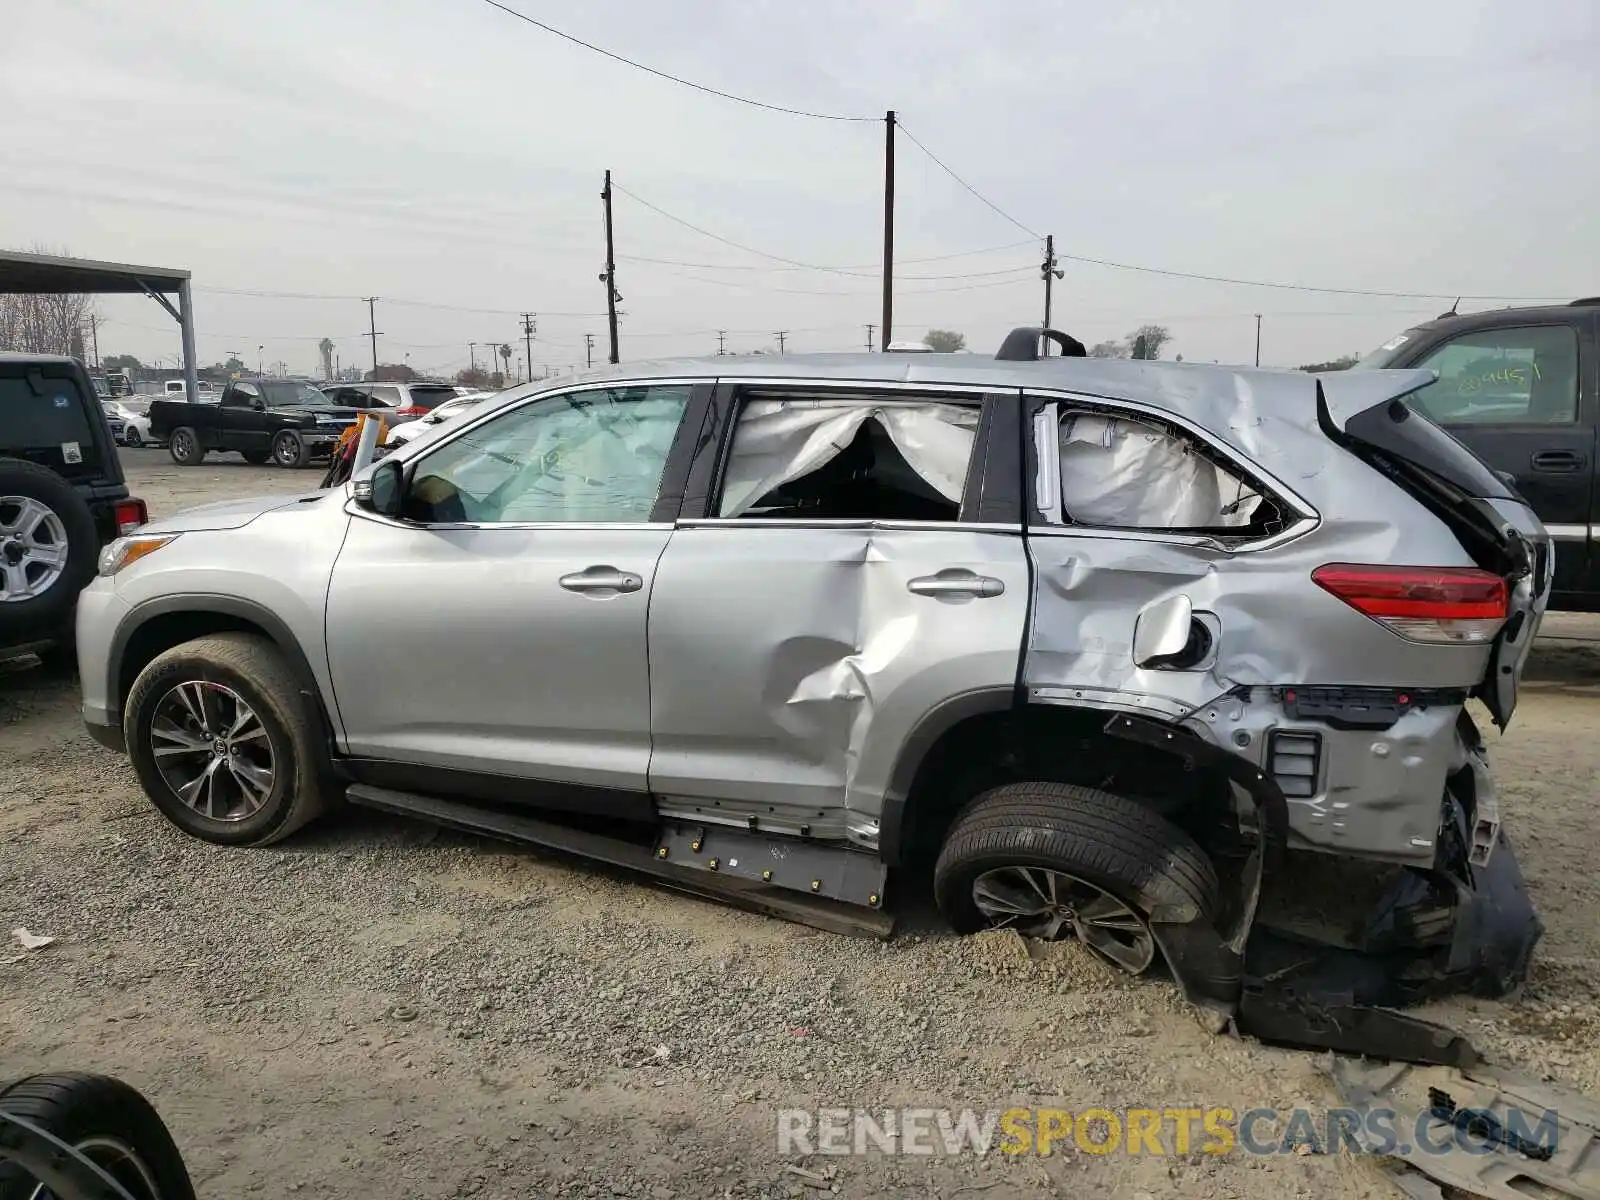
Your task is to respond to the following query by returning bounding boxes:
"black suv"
[1358,298,1599,611]
[1,354,148,665]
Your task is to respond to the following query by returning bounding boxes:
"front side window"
[716,392,979,521]
[260,381,327,408]
[404,384,690,524]
[1409,325,1578,425]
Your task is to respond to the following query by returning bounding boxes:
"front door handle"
[558,566,643,594]
[1531,449,1584,472]
[908,570,1005,598]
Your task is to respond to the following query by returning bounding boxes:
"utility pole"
[90,313,100,369]
[1254,313,1263,367]
[864,324,875,353]
[716,330,727,355]
[1040,235,1063,353]
[880,110,896,351]
[468,343,478,373]
[601,170,620,364]
[363,298,381,377]
[521,312,536,385]
[584,333,595,369]
[774,330,788,353]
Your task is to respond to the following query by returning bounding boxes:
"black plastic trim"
[676,380,737,521]
[648,381,716,523]
[344,758,658,824]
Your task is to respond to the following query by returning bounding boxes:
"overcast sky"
[3,0,1595,377]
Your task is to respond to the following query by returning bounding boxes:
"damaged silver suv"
[75,328,1551,1050]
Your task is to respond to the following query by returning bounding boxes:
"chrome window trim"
[676,518,1022,533]
[1028,387,1321,554]
[342,498,675,535]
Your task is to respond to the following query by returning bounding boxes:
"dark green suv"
[1,353,148,666]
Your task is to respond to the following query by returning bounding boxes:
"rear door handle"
[908,570,1005,598]
[1530,449,1584,472]
[558,566,643,594]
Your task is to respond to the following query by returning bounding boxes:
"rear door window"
[405,385,459,411]
[1408,325,1579,425]
[0,370,99,474]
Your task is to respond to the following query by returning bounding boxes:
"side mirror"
[1132,593,1195,668]
[251,398,266,411]
[353,458,404,517]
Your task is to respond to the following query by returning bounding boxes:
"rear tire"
[271,430,308,469]
[167,427,204,465]
[934,782,1221,974]
[0,1073,196,1200]
[125,427,143,448]
[123,632,332,846]
[0,457,99,634]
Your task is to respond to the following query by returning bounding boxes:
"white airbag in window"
[1059,413,1233,528]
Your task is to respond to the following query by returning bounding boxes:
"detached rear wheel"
[0,1073,195,1200]
[934,782,1220,976]
[123,633,331,846]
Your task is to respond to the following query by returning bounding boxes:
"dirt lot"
[2,448,1597,1198]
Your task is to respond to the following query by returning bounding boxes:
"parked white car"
[106,400,159,447]
[382,391,492,448]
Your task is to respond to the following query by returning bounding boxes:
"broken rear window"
[717,393,979,522]
[1056,409,1287,538]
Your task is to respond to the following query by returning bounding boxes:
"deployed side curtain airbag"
[1059,412,1259,528]
[718,399,978,517]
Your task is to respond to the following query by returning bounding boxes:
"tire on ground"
[933,781,1222,937]
[167,426,204,465]
[271,429,308,468]
[0,1072,196,1200]
[123,632,332,846]
[0,456,99,634]
[125,428,143,447]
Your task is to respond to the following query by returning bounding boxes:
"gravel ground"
[1,449,1597,1198]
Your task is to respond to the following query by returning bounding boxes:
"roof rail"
[1569,297,1600,307]
[996,326,1086,361]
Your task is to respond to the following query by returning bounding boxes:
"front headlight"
[98,534,178,577]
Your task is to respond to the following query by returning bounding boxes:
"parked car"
[322,381,461,424]
[2,353,147,665]
[148,378,363,468]
[75,332,1549,1024]
[105,399,159,447]
[1354,299,1596,611]
[381,391,493,447]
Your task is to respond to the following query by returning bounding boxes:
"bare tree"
[922,329,966,352]
[1127,324,1172,360]
[1088,339,1129,359]
[0,245,99,358]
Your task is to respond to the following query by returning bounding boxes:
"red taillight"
[394,406,427,417]
[114,498,148,535]
[1312,563,1508,644]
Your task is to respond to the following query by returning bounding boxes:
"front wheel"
[123,632,331,846]
[124,427,143,448]
[933,782,1220,975]
[0,1073,196,1200]
[271,430,308,469]
[167,427,204,465]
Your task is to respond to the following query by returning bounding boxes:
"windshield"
[261,381,329,408]
[1355,328,1425,369]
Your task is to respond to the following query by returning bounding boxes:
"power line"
[894,121,1042,241]
[620,253,1034,281]
[476,0,874,122]
[613,183,864,274]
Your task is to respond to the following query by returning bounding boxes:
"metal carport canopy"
[0,249,199,402]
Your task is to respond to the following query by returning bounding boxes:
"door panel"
[646,523,1029,831]
[1399,321,1595,593]
[326,518,671,790]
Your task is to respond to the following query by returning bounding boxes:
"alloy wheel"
[0,495,70,603]
[970,866,1157,973]
[25,1135,163,1200]
[147,681,276,821]
[273,436,298,465]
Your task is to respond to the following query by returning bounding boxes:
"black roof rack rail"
[996,326,1086,361]
[1569,297,1600,307]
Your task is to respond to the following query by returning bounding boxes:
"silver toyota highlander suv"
[75,328,1551,1033]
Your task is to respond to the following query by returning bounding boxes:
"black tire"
[123,632,331,846]
[0,457,99,636]
[0,1073,196,1200]
[167,427,204,465]
[934,782,1221,960]
[271,429,308,469]
[125,427,143,448]
[241,450,270,465]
